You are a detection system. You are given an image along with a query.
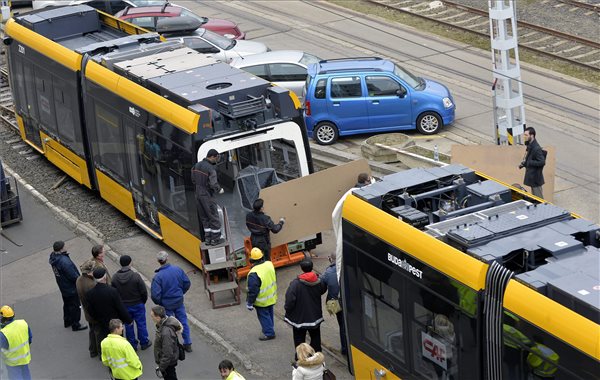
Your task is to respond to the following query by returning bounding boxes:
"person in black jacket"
[87,267,132,353]
[112,255,151,351]
[245,198,285,261]
[49,240,87,331]
[191,149,224,246]
[284,259,327,355]
[151,305,181,380]
[519,127,546,198]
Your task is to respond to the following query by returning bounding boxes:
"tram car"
[339,165,599,379]
[4,5,317,269]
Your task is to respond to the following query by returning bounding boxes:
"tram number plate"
[421,331,447,370]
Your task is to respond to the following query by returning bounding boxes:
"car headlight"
[223,34,235,39]
[443,97,453,109]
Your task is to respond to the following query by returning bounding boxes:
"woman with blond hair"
[292,343,325,380]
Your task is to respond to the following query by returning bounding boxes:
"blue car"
[303,57,455,145]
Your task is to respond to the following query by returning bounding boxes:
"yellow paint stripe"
[350,345,402,379]
[16,114,26,141]
[159,213,202,269]
[98,11,157,37]
[95,170,135,220]
[40,131,91,188]
[342,194,488,291]
[85,61,199,134]
[505,281,600,360]
[5,19,82,71]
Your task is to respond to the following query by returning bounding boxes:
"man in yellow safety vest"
[246,248,277,341]
[1,305,32,380]
[101,319,143,380]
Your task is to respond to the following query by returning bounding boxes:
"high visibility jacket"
[503,324,533,349]
[451,280,477,316]
[225,370,246,380]
[101,333,143,380]
[1,320,31,366]
[248,261,277,307]
[527,344,559,377]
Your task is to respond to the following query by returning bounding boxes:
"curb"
[3,163,256,373]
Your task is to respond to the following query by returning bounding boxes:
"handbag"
[323,367,336,380]
[177,341,186,361]
[326,298,342,316]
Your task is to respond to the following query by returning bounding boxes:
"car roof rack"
[318,57,382,64]
[318,67,384,74]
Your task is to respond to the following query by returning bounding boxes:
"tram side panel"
[5,25,92,188]
[82,70,204,268]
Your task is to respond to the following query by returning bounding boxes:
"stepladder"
[200,206,241,309]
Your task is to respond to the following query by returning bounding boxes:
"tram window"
[94,103,126,180]
[34,67,57,135]
[10,56,28,114]
[53,81,77,146]
[410,299,459,380]
[270,139,300,180]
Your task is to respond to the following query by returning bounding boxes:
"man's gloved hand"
[218,188,225,194]
[279,217,285,224]
[246,304,254,311]
[155,367,163,378]
[518,162,525,169]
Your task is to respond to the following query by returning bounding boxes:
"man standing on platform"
[192,149,225,246]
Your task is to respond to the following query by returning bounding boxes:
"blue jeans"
[125,303,149,347]
[5,364,31,380]
[255,305,275,337]
[166,304,191,345]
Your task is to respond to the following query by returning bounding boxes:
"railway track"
[364,0,600,71]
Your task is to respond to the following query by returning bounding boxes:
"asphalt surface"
[0,189,250,380]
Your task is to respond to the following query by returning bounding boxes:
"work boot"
[211,237,225,246]
[183,344,193,353]
[141,341,152,350]
[72,324,88,332]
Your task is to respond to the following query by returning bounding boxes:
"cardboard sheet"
[451,145,555,202]
[261,159,371,247]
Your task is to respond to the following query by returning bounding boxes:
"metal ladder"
[200,206,241,309]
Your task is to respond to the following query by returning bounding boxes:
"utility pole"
[489,0,526,145]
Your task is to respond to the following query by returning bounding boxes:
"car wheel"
[417,112,442,135]
[314,122,338,145]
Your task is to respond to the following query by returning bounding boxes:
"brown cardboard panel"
[451,145,555,202]
[260,159,371,247]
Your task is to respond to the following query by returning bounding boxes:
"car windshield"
[299,53,321,67]
[393,64,424,89]
[198,29,235,50]
[180,8,208,24]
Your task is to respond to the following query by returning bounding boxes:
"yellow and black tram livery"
[340,164,599,379]
[4,5,318,269]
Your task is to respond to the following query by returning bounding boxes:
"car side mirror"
[396,88,407,98]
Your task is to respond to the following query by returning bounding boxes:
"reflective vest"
[248,261,277,307]
[451,280,477,316]
[1,320,31,367]
[527,344,559,377]
[225,370,246,380]
[503,324,533,349]
[101,334,143,380]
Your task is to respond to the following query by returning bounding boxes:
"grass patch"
[328,0,600,86]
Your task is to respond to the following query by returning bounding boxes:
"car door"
[365,75,412,131]
[268,63,308,101]
[326,75,368,134]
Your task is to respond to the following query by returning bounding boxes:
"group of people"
[47,241,194,380]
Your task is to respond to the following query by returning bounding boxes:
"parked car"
[115,4,245,39]
[158,17,267,63]
[230,50,321,103]
[303,57,455,145]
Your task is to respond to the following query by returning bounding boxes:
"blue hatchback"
[303,57,455,145]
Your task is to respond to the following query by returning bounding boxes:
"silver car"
[230,50,321,103]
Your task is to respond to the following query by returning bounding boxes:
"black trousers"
[196,195,220,238]
[61,293,81,327]
[88,322,99,356]
[250,235,271,261]
[94,323,109,360]
[293,326,322,355]
[162,365,177,380]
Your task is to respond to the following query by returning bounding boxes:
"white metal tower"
[489,0,526,145]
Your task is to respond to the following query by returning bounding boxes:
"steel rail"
[363,0,599,71]
[557,0,600,12]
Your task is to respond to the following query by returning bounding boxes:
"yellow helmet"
[250,247,264,261]
[0,305,14,318]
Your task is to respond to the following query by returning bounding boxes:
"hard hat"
[0,305,14,318]
[250,247,263,261]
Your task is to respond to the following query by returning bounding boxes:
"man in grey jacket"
[151,306,181,380]
[112,255,151,351]
[191,149,225,246]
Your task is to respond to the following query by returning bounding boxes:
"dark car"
[115,4,245,39]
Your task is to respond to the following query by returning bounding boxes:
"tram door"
[20,61,43,149]
[124,119,162,236]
